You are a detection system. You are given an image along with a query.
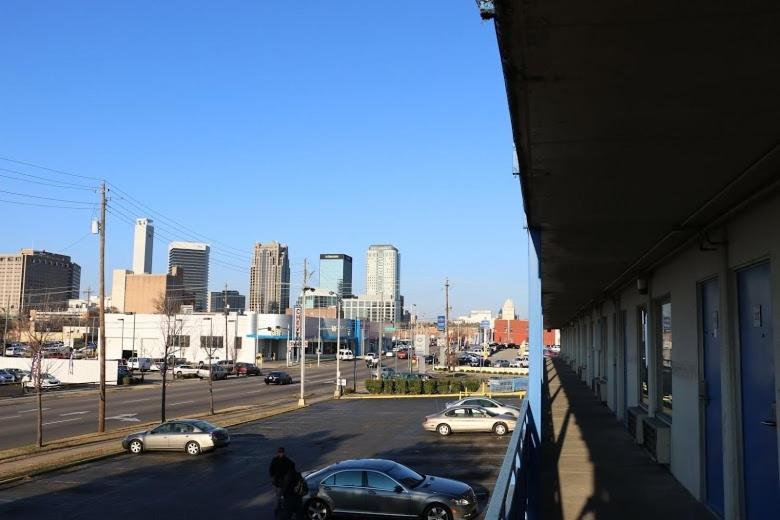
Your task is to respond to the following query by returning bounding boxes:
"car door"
[322,470,366,514]
[167,422,196,450]
[444,407,470,432]
[365,470,412,516]
[146,423,174,450]
[468,408,492,432]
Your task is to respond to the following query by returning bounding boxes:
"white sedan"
[21,373,61,389]
[173,364,200,378]
[445,397,521,417]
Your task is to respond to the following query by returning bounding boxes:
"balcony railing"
[484,398,539,519]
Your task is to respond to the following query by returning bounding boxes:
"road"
[0,397,519,519]
[0,360,372,450]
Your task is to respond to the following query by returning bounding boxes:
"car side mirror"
[394,485,404,494]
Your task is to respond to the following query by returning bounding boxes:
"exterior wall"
[559,189,780,512]
[123,274,166,314]
[0,357,120,385]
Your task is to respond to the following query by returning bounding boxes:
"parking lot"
[0,397,518,519]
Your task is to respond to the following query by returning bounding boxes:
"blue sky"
[0,1,528,319]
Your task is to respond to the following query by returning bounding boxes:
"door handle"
[368,490,377,495]
[761,419,777,428]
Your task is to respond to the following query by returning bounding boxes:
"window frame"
[637,304,650,410]
[656,297,673,421]
[365,470,402,492]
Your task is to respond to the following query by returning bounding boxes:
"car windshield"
[190,420,216,432]
[387,463,425,488]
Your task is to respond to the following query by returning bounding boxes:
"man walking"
[269,447,294,499]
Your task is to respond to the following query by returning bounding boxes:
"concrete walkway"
[541,358,714,519]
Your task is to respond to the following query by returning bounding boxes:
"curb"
[0,394,333,488]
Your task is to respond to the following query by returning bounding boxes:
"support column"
[528,227,543,433]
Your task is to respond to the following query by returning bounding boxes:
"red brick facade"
[493,319,558,346]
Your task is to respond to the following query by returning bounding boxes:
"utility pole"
[97,181,106,433]
[223,282,229,363]
[445,277,450,361]
[298,258,309,407]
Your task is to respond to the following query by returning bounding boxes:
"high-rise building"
[168,242,209,311]
[0,249,81,312]
[249,242,290,314]
[501,299,516,320]
[132,218,154,274]
[209,290,246,313]
[366,245,400,299]
[319,254,352,297]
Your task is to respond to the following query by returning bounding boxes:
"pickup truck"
[173,364,200,379]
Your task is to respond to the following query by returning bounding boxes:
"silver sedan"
[122,419,230,456]
[423,405,517,436]
[445,397,521,417]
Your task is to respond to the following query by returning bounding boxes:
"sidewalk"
[541,358,713,519]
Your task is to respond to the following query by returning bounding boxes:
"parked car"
[423,354,438,364]
[215,360,235,374]
[5,368,26,383]
[197,364,228,380]
[396,349,408,360]
[509,357,522,368]
[383,349,395,358]
[21,373,61,390]
[265,371,293,385]
[445,397,521,417]
[173,364,200,378]
[519,355,529,368]
[372,367,396,380]
[364,353,380,368]
[394,372,433,382]
[0,369,15,384]
[492,359,511,368]
[337,349,355,361]
[127,357,152,372]
[4,345,28,357]
[235,362,261,376]
[302,458,477,520]
[122,419,230,456]
[422,405,517,436]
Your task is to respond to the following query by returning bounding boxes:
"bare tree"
[201,331,222,415]
[154,295,185,423]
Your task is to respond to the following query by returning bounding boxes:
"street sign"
[293,306,302,339]
[384,325,396,332]
[481,320,490,330]
[437,316,446,331]
[338,378,347,387]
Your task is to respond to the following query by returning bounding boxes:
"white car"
[445,397,521,417]
[127,357,152,371]
[22,373,61,389]
[173,364,200,378]
[337,349,355,361]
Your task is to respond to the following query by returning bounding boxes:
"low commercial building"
[112,266,186,314]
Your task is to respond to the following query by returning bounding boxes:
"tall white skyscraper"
[365,244,400,299]
[249,242,290,314]
[132,218,154,274]
[168,241,210,311]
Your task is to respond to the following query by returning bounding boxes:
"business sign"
[480,320,490,330]
[384,325,396,333]
[437,316,446,331]
[293,306,302,339]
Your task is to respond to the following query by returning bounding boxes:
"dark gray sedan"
[121,419,230,456]
[302,459,477,520]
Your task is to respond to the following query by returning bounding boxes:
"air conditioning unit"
[642,417,671,464]
[627,407,648,444]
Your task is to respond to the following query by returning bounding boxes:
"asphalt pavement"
[0,397,519,519]
[0,360,371,450]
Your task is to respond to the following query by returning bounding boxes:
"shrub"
[463,379,481,392]
[365,379,381,394]
[423,379,437,394]
[395,379,408,395]
[408,379,423,395]
[382,379,394,394]
[437,379,452,394]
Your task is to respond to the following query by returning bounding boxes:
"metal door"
[701,278,724,517]
[737,262,779,518]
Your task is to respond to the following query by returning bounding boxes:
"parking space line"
[123,398,151,403]
[169,400,194,406]
[42,417,81,426]
[18,408,50,413]
[60,411,89,416]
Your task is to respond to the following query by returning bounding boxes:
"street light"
[328,291,343,398]
[299,286,316,407]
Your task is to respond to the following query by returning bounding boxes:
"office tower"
[365,245,400,299]
[319,254,353,297]
[132,218,154,274]
[168,242,209,311]
[0,249,81,311]
[209,290,246,313]
[249,242,290,314]
[501,298,516,320]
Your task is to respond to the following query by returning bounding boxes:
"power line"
[0,198,95,210]
[0,188,95,205]
[0,167,97,190]
[0,156,102,181]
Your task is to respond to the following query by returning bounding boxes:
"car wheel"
[265,381,269,385]
[305,498,330,520]
[128,439,143,454]
[176,372,182,379]
[493,422,508,436]
[423,503,452,520]
[437,423,451,436]
[185,441,201,456]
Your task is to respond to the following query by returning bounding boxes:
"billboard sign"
[437,315,446,331]
[480,320,490,330]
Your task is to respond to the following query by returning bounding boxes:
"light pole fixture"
[329,291,343,398]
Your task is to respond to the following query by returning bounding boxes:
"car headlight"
[452,497,471,506]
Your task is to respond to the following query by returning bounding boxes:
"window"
[366,472,397,491]
[172,423,194,433]
[333,471,363,487]
[445,408,468,417]
[659,300,672,417]
[471,408,488,418]
[322,474,335,486]
[638,306,649,407]
[152,423,174,434]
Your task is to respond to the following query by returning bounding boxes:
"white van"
[127,357,152,372]
[338,349,355,361]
